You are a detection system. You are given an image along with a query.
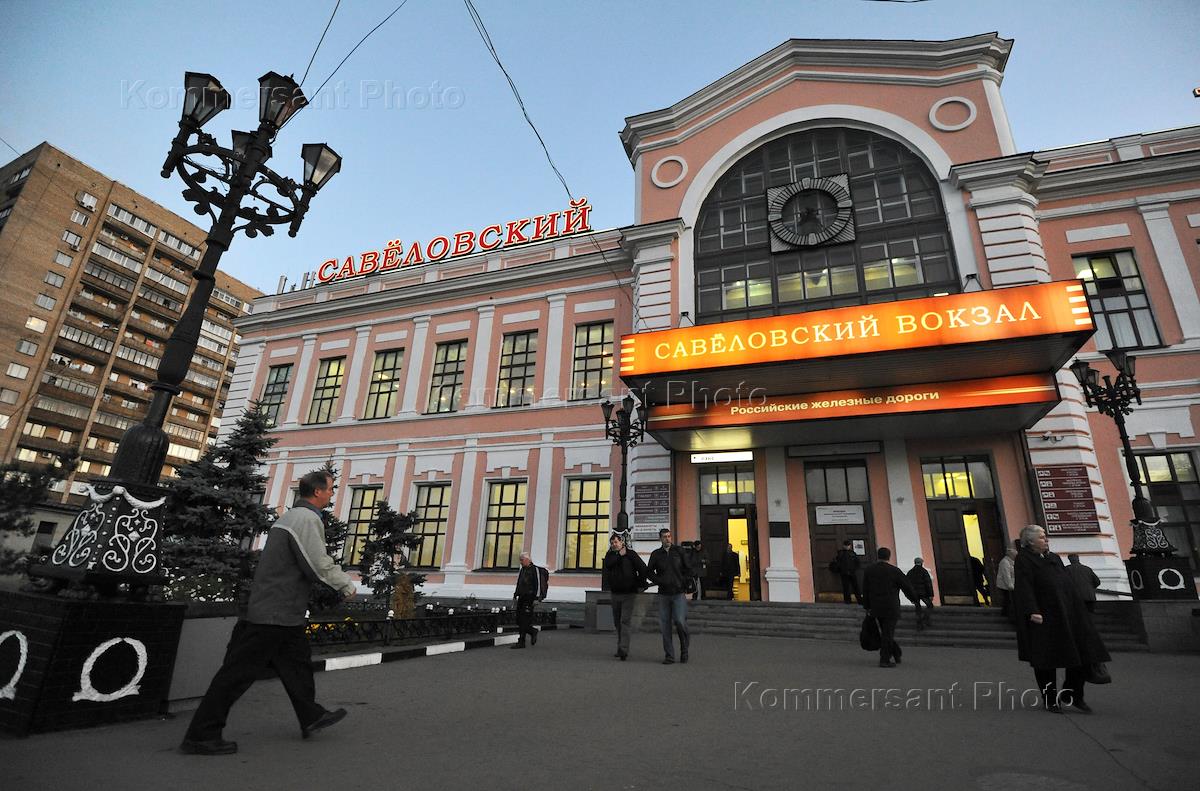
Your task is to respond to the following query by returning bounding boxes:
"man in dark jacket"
[602,532,650,660]
[1015,526,1110,713]
[511,551,546,649]
[834,540,862,604]
[905,557,934,630]
[862,547,917,668]
[1066,553,1101,613]
[720,543,741,599]
[647,528,691,664]
[181,470,355,755]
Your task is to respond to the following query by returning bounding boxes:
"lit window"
[562,477,611,570]
[481,481,527,569]
[1072,251,1161,350]
[426,341,467,414]
[412,484,450,568]
[495,331,537,408]
[569,321,613,401]
[26,317,47,333]
[305,357,345,424]
[258,363,293,427]
[363,349,404,419]
[343,486,382,566]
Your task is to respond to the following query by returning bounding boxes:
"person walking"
[511,551,547,649]
[647,528,691,664]
[685,540,706,601]
[602,532,650,660]
[905,557,934,630]
[180,470,356,756]
[1014,525,1110,714]
[995,541,1019,622]
[862,547,918,668]
[833,540,862,604]
[1066,554,1101,613]
[969,555,991,606]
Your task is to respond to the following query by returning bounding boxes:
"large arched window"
[695,127,958,323]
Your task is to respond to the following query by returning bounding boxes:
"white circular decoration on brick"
[72,637,148,703]
[929,97,977,132]
[0,630,28,700]
[651,156,688,189]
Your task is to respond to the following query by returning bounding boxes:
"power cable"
[301,0,343,88]
[0,133,20,157]
[281,0,412,133]
[461,0,641,328]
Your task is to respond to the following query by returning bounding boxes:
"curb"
[311,625,559,673]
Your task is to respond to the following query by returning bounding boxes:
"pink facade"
[224,34,1200,603]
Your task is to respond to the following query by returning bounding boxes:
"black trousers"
[841,573,862,604]
[516,595,536,642]
[1034,666,1087,707]
[185,621,326,742]
[877,615,900,663]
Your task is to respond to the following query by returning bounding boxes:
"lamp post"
[601,393,648,545]
[1070,351,1197,599]
[29,71,341,596]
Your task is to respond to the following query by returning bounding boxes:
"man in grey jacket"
[180,470,357,755]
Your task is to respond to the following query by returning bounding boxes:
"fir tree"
[161,403,277,602]
[358,499,426,612]
[0,451,76,577]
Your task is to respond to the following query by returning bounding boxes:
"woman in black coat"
[1013,525,1110,713]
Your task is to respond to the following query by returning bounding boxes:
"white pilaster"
[337,326,373,423]
[217,339,263,445]
[884,439,923,578]
[950,156,1051,287]
[763,447,801,602]
[540,294,567,404]
[528,436,556,569]
[1138,202,1200,340]
[399,316,431,416]
[466,304,496,410]
[281,333,318,427]
[442,442,479,586]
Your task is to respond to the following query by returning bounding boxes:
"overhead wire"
[461,0,641,328]
[300,0,343,88]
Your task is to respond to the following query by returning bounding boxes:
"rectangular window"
[563,477,611,570]
[699,463,756,505]
[77,191,98,210]
[412,483,451,568]
[44,271,65,288]
[25,317,47,333]
[106,203,157,237]
[35,293,56,311]
[1072,251,1161,350]
[921,456,996,500]
[17,340,37,356]
[60,324,114,353]
[62,230,82,249]
[495,331,537,408]
[305,357,345,424]
[158,229,201,260]
[70,210,90,227]
[1138,451,1200,574]
[0,387,18,404]
[570,321,614,401]
[363,349,404,419]
[0,206,12,223]
[426,340,467,414]
[10,166,31,184]
[344,486,383,565]
[7,362,30,379]
[259,364,293,427]
[54,251,74,268]
[481,481,527,569]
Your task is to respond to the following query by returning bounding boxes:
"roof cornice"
[620,33,1013,161]
[1035,150,1200,203]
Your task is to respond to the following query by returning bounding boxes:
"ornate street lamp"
[601,393,648,545]
[1070,351,1197,598]
[29,70,341,597]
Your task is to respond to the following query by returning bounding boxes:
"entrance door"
[698,505,761,601]
[929,501,1004,605]
[806,461,874,602]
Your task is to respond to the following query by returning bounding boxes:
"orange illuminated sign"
[619,281,1092,377]
[647,374,1059,430]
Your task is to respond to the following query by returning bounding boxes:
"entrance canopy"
[619,281,1093,451]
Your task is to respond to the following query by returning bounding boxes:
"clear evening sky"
[1,0,1197,294]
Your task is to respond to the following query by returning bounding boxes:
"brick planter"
[0,591,185,737]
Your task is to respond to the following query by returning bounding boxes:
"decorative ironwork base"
[26,478,167,598]
[1130,516,1177,556]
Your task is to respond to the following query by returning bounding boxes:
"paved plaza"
[2,629,1196,790]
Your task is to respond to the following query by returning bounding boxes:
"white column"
[528,436,555,569]
[763,447,801,602]
[217,339,263,445]
[540,294,567,404]
[336,325,373,423]
[390,442,410,511]
[1138,202,1200,340]
[884,440,923,578]
[465,304,496,410]
[950,156,1050,287]
[281,333,317,427]
[399,315,431,416]
[266,451,289,512]
[442,442,479,586]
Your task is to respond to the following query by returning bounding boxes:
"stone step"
[687,623,1148,651]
